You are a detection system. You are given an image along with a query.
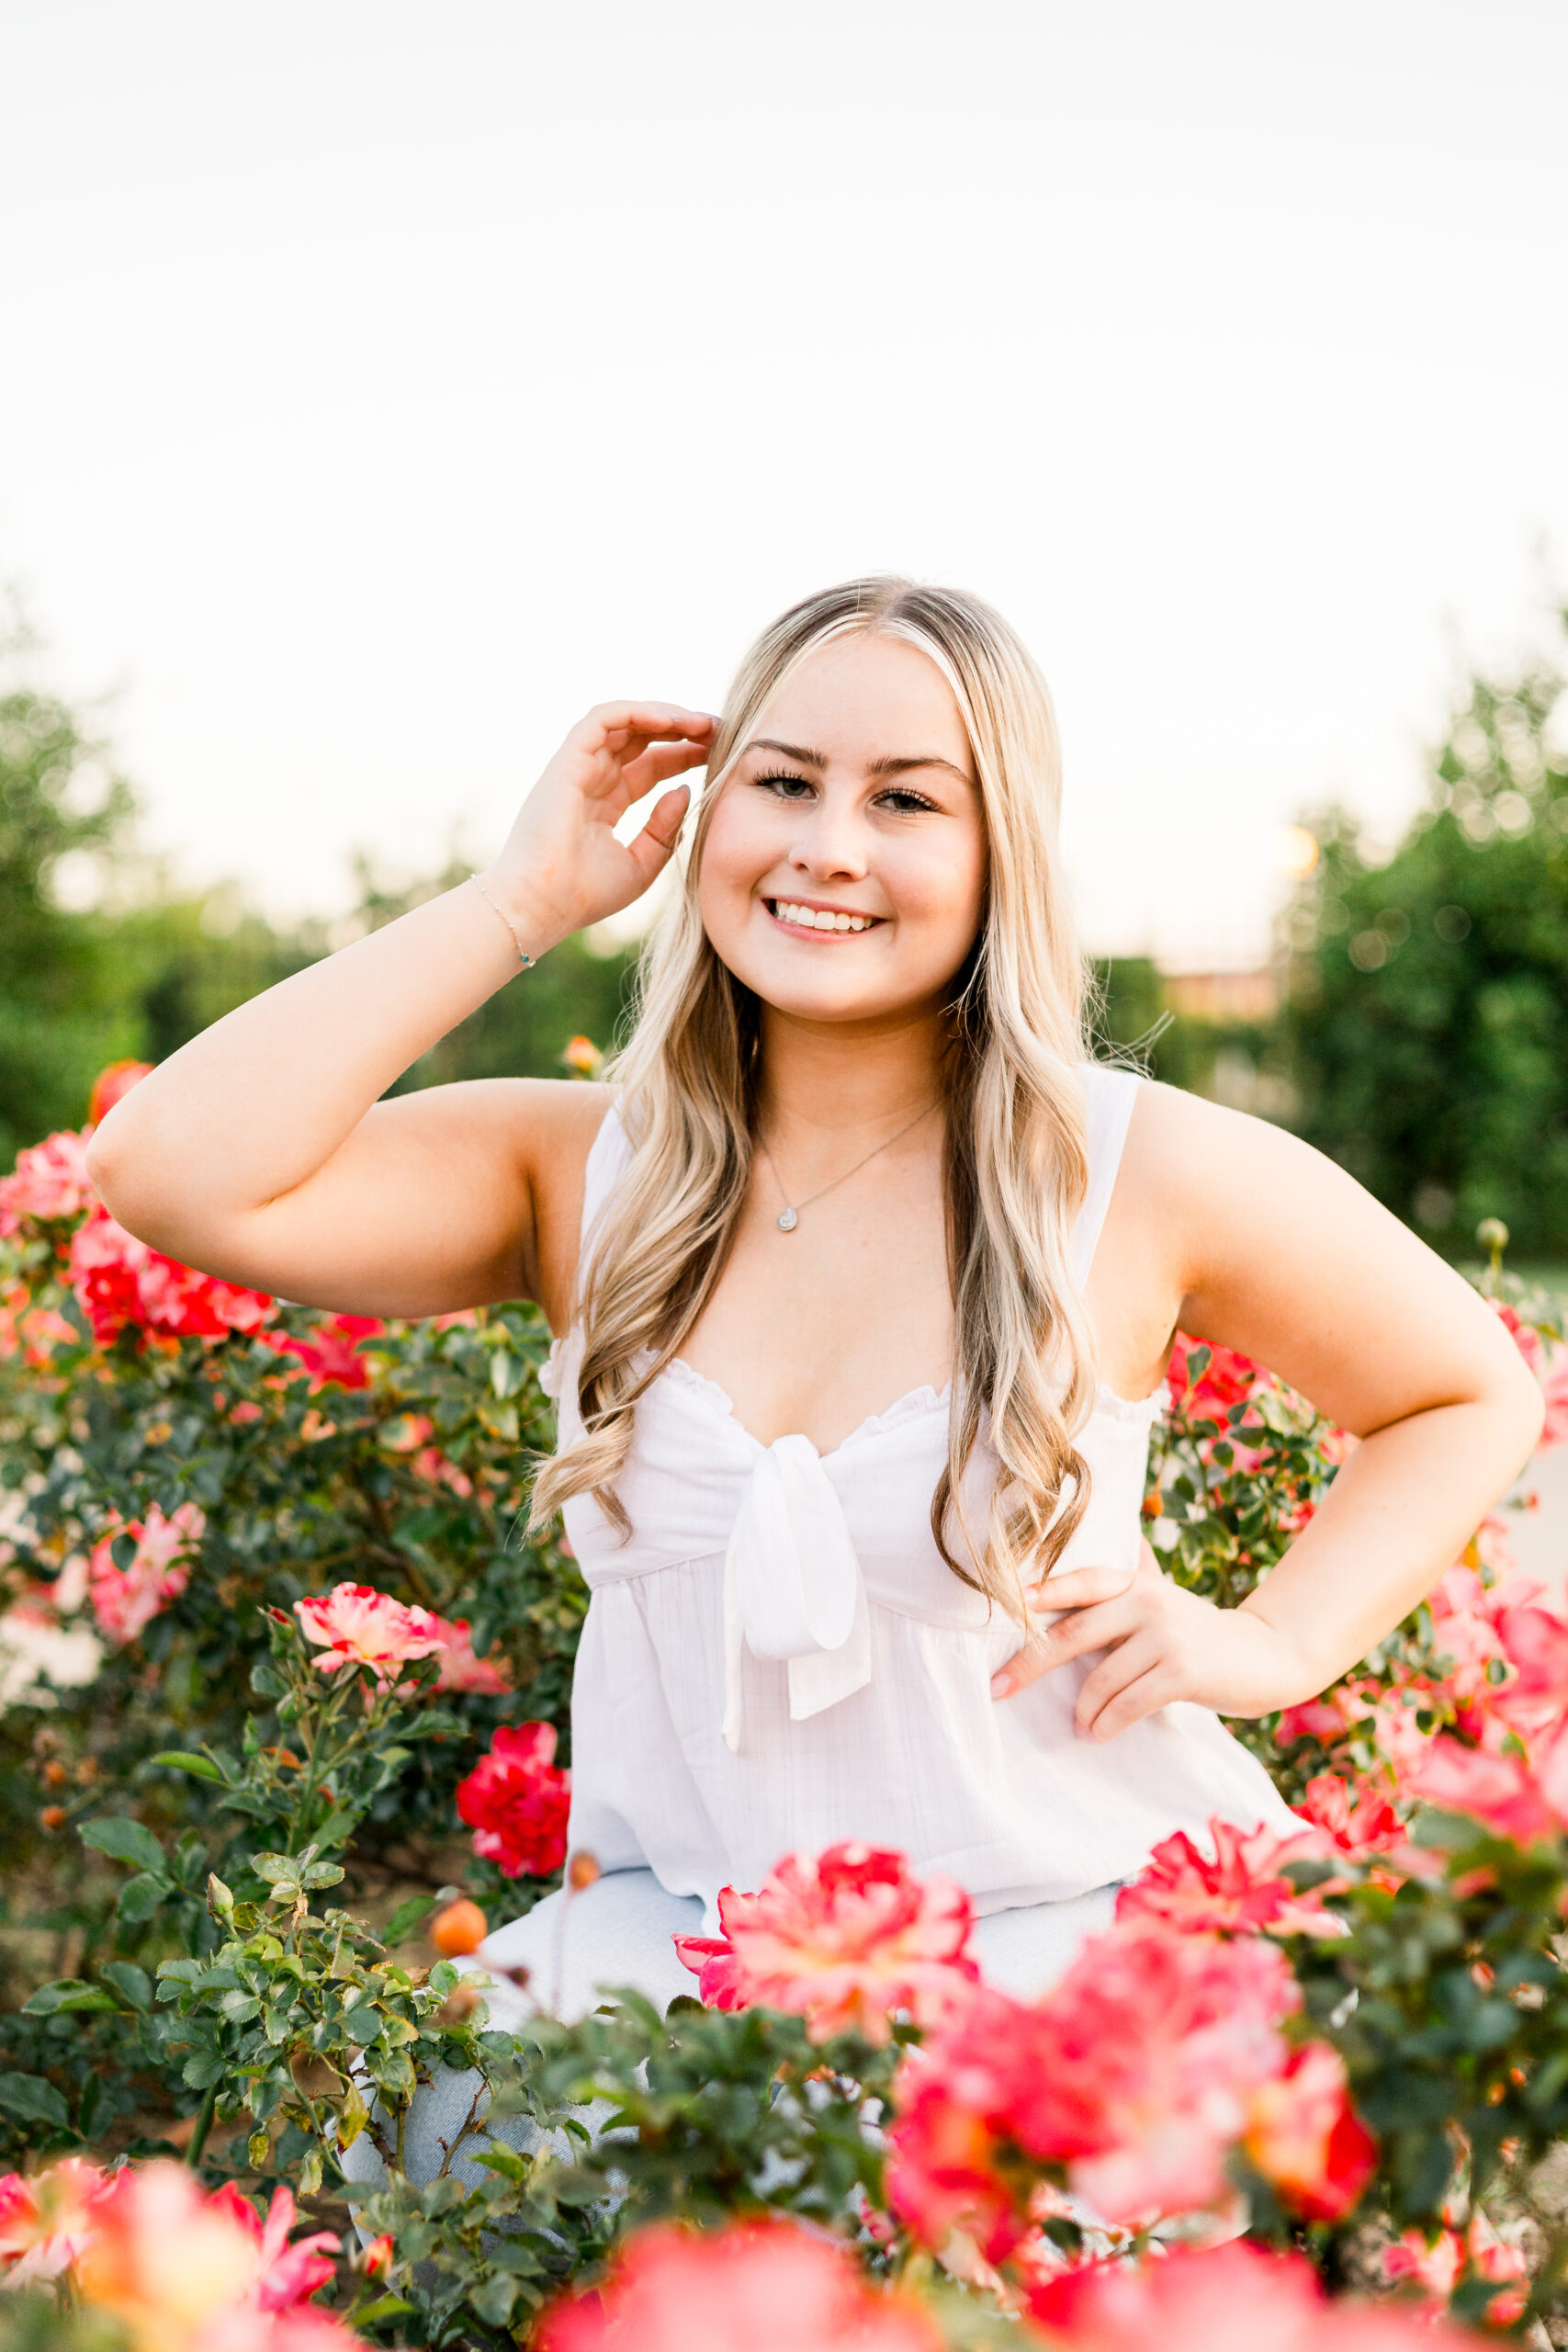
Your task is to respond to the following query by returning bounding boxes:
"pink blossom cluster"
[674,1841,980,2044]
[1287,1560,1568,1849]
[0,1127,96,1237]
[456,1719,571,1877]
[0,2158,353,2349]
[87,1501,207,1645]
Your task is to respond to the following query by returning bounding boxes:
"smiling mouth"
[766,899,885,935]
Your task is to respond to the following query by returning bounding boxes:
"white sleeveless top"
[541,1067,1300,1928]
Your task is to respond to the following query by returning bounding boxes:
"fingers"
[622,786,693,886]
[1075,1634,1175,1740]
[1027,1559,1137,1613]
[617,736,714,803]
[573,703,716,771]
[989,1636,1050,1702]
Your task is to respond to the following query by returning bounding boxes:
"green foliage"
[1284,614,1568,1256]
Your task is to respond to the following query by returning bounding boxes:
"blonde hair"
[528,576,1096,1617]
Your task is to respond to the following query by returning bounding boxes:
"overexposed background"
[3,0,1565,966]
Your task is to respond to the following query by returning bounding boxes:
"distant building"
[1158,967,1279,1024]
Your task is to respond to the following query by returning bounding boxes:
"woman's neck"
[755,1001,947,1149]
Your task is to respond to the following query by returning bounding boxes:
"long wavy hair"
[528,577,1097,1617]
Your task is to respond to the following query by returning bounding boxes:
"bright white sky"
[4,0,1566,967]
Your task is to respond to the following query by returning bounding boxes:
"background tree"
[1283,611,1568,1261]
[0,618,636,1150]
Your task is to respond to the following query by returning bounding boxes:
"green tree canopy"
[1284,613,1568,1260]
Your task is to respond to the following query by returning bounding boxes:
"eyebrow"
[748,737,974,785]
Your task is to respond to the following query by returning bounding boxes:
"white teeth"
[773,901,874,933]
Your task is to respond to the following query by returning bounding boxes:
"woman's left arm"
[998,1083,1546,1739]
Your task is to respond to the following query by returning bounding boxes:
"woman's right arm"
[86,703,714,1323]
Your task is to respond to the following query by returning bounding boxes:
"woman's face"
[697,633,987,1028]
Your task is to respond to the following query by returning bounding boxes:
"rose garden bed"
[5,1068,1568,2347]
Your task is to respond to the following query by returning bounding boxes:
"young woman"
[89,577,1542,2029]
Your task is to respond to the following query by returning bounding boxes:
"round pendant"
[776,1206,799,1232]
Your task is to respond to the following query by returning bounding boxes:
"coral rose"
[265,1313,385,1391]
[71,1205,275,1346]
[1115,1815,1333,1939]
[673,1841,978,2045]
[87,1060,152,1128]
[292,1583,446,1686]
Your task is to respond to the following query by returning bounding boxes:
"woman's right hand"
[480,703,716,948]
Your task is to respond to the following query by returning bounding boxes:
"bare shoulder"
[1117,1078,1394,1285]
[1115,1079,1530,1432]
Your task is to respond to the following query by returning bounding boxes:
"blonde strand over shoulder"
[528,577,1097,1622]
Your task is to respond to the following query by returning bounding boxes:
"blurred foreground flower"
[535,2218,942,2351]
[1024,2237,1486,2348]
[457,1719,571,1877]
[674,1841,978,2045]
[4,2160,349,2350]
[0,2156,106,2283]
[887,1909,1371,2256]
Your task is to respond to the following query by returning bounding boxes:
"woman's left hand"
[989,1539,1309,1740]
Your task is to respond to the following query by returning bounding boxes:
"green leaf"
[183,2052,227,2090]
[382,1894,436,1946]
[250,1852,298,1883]
[80,1816,168,1875]
[468,2273,521,2328]
[100,1962,152,2012]
[353,2296,415,2325]
[117,1871,170,1925]
[490,1348,525,1400]
[0,2074,71,2130]
[20,1980,96,2016]
[23,1984,121,2017]
[307,1807,362,1854]
[149,1749,225,1783]
[301,1861,345,1891]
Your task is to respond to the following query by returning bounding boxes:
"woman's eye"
[877,786,937,814]
[752,769,816,800]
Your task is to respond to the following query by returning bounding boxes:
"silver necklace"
[756,1102,939,1232]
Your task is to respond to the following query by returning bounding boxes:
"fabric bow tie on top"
[722,1434,872,1754]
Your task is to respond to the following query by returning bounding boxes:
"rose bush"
[5,1073,1568,2346]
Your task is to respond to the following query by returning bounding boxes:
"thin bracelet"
[470,875,536,969]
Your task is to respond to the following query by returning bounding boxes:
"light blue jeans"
[340,1869,1121,2199]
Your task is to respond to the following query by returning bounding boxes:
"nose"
[788,789,869,885]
